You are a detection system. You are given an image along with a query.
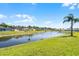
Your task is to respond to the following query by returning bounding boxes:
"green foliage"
[0,30,44,37]
[63,14,79,23]
[63,14,79,36]
[0,32,79,56]
[0,23,9,27]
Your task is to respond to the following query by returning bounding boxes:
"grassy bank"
[0,32,79,55]
[0,30,45,38]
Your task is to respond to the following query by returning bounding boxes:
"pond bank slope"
[0,32,79,56]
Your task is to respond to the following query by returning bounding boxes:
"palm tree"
[63,14,79,36]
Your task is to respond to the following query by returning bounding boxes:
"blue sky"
[0,3,79,28]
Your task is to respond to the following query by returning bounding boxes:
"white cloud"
[77,4,79,8]
[69,6,75,9]
[15,14,34,19]
[31,3,37,6]
[14,14,36,24]
[73,3,77,6]
[45,21,52,25]
[8,14,37,26]
[62,3,72,7]
[0,14,7,19]
[15,18,33,23]
[62,3,79,10]
[15,14,22,18]
[22,15,28,18]
[43,21,54,28]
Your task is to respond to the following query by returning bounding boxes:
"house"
[0,27,13,31]
[14,29,20,31]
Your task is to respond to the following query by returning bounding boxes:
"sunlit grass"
[0,32,79,55]
[0,30,45,37]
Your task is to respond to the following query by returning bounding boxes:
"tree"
[0,23,9,27]
[63,14,79,36]
[27,25,32,29]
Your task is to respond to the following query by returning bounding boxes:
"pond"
[0,31,63,48]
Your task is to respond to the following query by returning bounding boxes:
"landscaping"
[0,32,79,56]
[0,30,45,38]
[0,3,79,56]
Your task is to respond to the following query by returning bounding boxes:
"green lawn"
[0,32,79,56]
[0,30,45,38]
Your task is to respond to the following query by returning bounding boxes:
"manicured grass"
[0,32,79,56]
[0,30,45,37]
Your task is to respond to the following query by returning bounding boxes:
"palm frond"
[64,14,74,19]
[74,18,79,23]
[63,16,71,23]
[63,19,70,23]
[64,16,70,19]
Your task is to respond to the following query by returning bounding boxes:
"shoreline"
[0,31,45,38]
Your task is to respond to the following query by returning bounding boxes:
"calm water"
[0,32,63,48]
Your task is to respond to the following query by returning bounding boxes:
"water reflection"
[0,32,63,48]
[0,36,12,42]
[28,34,33,41]
[13,35,24,39]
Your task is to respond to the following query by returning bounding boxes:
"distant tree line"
[0,23,59,31]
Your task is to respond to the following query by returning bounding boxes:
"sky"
[0,3,79,29]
